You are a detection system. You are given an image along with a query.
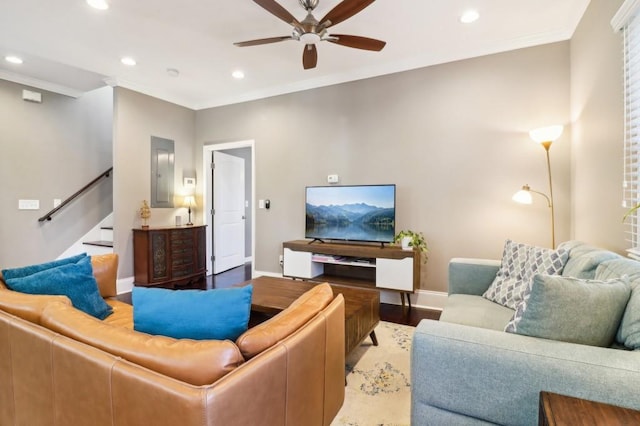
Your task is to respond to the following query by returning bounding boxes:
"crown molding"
[0,69,85,98]
[612,0,640,32]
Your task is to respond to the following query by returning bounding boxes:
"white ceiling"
[0,0,590,110]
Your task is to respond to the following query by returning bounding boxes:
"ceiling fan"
[234,0,386,70]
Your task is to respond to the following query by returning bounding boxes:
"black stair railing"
[38,167,113,222]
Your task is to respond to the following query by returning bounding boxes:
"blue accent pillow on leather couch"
[4,255,113,320]
[2,253,87,280]
[132,285,253,340]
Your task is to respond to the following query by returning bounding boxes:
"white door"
[213,151,246,274]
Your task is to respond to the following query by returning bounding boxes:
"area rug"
[331,321,414,426]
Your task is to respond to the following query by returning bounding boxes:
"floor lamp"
[512,125,563,248]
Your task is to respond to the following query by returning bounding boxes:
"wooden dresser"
[133,225,206,289]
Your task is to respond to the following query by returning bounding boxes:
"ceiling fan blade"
[319,0,375,28]
[303,44,318,69]
[253,0,302,28]
[234,36,294,47]
[328,34,386,51]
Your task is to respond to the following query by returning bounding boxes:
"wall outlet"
[18,199,39,210]
[279,254,284,267]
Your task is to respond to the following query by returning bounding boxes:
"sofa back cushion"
[558,241,621,279]
[91,254,118,298]
[595,259,640,350]
[236,283,334,359]
[41,301,244,386]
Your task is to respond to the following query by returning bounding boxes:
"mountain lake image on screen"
[305,184,396,243]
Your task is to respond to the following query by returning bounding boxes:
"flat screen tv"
[305,184,396,244]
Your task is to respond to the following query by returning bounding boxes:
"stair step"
[101,226,113,230]
[83,240,114,248]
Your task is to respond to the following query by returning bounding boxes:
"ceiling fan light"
[87,0,109,10]
[460,10,479,24]
[300,32,321,45]
[121,57,136,66]
[5,56,23,64]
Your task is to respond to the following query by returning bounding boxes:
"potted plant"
[394,230,428,262]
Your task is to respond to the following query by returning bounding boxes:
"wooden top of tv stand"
[283,239,417,260]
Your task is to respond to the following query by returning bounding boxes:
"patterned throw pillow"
[483,240,569,309]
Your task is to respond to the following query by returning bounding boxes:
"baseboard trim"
[117,276,134,295]
[253,270,445,311]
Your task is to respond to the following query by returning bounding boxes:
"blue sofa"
[411,241,640,425]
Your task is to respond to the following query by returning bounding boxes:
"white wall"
[570,0,626,252]
[195,42,571,293]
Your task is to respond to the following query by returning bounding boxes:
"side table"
[539,391,640,425]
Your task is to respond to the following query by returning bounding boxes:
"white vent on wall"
[22,89,42,103]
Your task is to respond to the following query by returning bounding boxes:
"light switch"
[258,199,265,209]
[327,174,339,184]
[18,199,40,210]
[54,199,61,208]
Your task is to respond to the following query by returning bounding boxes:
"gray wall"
[0,80,113,267]
[195,42,572,293]
[570,0,626,252]
[112,88,196,278]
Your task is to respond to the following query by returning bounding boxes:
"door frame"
[202,140,255,277]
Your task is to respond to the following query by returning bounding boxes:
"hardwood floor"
[206,263,440,327]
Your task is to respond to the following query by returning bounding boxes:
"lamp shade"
[512,188,533,204]
[529,125,563,144]
[183,196,196,208]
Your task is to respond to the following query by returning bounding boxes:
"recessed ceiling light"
[460,9,479,24]
[166,68,180,77]
[5,56,23,64]
[121,57,136,66]
[87,0,109,10]
[232,70,245,79]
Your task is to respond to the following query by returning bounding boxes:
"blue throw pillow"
[5,256,113,320]
[132,285,253,340]
[2,253,87,280]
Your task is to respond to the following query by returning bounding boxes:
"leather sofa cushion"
[104,299,134,329]
[41,301,244,386]
[0,288,71,324]
[91,254,118,298]
[236,283,334,359]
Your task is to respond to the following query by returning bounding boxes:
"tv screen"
[305,184,396,243]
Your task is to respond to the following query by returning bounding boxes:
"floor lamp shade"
[513,125,562,248]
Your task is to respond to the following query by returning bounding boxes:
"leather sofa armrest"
[0,289,71,324]
[448,258,500,296]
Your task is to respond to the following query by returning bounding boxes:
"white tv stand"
[282,240,420,307]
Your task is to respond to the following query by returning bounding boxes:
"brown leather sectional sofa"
[0,254,345,426]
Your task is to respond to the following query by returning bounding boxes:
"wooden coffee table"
[239,276,380,356]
